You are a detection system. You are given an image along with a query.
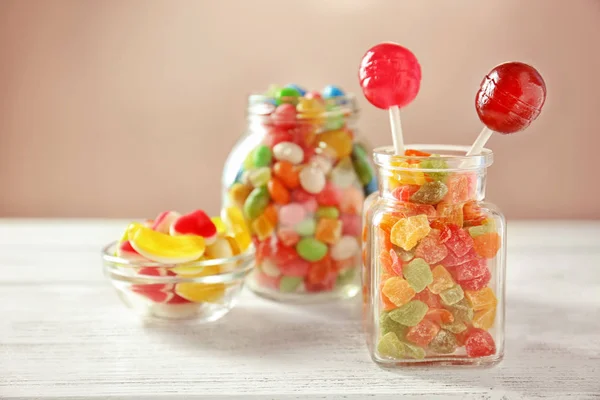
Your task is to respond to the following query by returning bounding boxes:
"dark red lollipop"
[475,62,546,134]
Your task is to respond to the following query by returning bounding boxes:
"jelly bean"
[273,141,304,165]
[330,235,359,260]
[428,265,455,294]
[439,285,465,306]
[414,229,448,265]
[340,213,361,237]
[380,311,409,337]
[279,203,306,227]
[316,206,339,219]
[285,83,306,96]
[410,181,448,205]
[377,332,406,359]
[317,130,353,160]
[275,86,301,105]
[299,165,326,194]
[128,223,206,264]
[243,187,270,220]
[151,211,181,234]
[452,259,487,282]
[472,306,496,330]
[265,127,294,149]
[295,218,317,237]
[352,144,374,185]
[381,277,415,307]
[403,258,433,293]
[339,186,364,215]
[279,276,304,293]
[271,103,298,128]
[316,182,341,206]
[273,161,300,189]
[322,84,345,98]
[472,232,501,258]
[252,144,272,168]
[296,237,328,262]
[297,98,326,122]
[388,300,429,327]
[261,259,281,277]
[390,214,431,251]
[315,218,342,244]
[267,177,290,205]
[222,206,252,251]
[406,319,440,346]
[248,167,271,187]
[263,203,278,226]
[331,157,360,188]
[239,170,252,186]
[444,225,474,257]
[243,149,256,170]
[465,328,496,357]
[309,154,333,175]
[278,258,310,277]
[277,226,300,247]
[229,183,253,209]
[170,210,218,245]
[428,330,457,354]
[252,214,275,241]
[459,268,492,291]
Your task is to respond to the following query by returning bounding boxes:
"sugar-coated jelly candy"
[440,285,464,306]
[428,330,458,354]
[459,268,492,291]
[425,308,454,324]
[330,235,360,260]
[403,258,433,293]
[468,219,496,237]
[299,165,326,194]
[472,232,501,258]
[465,328,496,357]
[406,318,440,346]
[388,300,429,327]
[414,229,448,265]
[377,332,406,359]
[465,287,497,311]
[476,62,546,134]
[441,247,478,267]
[428,265,455,294]
[296,237,328,262]
[382,276,415,307]
[410,181,448,205]
[380,311,409,337]
[443,174,470,204]
[420,156,449,182]
[390,214,431,251]
[441,320,467,334]
[128,223,206,264]
[358,42,421,109]
[452,259,487,282]
[444,225,474,257]
[473,305,496,330]
[380,248,403,276]
[244,187,270,220]
[315,218,342,244]
[436,202,464,228]
[413,287,441,308]
[391,184,419,202]
[403,340,426,360]
[449,298,474,322]
[273,142,304,165]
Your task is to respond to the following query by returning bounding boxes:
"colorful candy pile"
[115,209,249,305]
[227,84,376,296]
[372,149,502,360]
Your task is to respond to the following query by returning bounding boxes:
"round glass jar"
[363,144,505,366]
[222,90,376,301]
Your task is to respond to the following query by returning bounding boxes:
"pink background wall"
[0,0,598,219]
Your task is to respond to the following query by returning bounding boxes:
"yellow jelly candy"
[428,265,455,294]
[172,262,219,277]
[128,223,206,264]
[465,287,497,311]
[175,282,226,303]
[228,183,253,209]
[390,214,431,251]
[206,237,236,271]
[472,306,496,329]
[222,207,251,251]
[382,277,416,307]
[317,130,353,160]
[211,216,227,235]
[390,160,426,185]
[225,236,241,255]
[297,98,326,123]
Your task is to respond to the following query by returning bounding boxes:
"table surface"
[1,219,599,400]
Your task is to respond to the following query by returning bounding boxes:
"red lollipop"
[359,42,422,154]
[467,62,547,155]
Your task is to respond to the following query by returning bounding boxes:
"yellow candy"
[297,98,326,123]
[225,236,241,255]
[172,262,219,277]
[211,216,227,235]
[228,183,253,209]
[382,277,416,307]
[472,306,496,329]
[390,215,431,251]
[465,287,497,311]
[390,160,426,185]
[317,130,353,160]
[222,207,251,251]
[428,265,455,294]
[128,223,206,264]
[206,237,237,271]
[175,282,226,303]
[251,214,275,241]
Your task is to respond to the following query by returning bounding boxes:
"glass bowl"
[102,242,254,322]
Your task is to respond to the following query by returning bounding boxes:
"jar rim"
[373,144,494,171]
[246,93,360,120]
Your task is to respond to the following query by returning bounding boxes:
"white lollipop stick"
[388,106,405,155]
[466,127,494,156]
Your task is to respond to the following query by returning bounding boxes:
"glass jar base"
[373,353,504,368]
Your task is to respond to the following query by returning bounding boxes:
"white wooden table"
[1,220,599,399]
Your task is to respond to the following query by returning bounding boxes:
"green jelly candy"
[248,167,271,188]
[377,332,406,359]
[243,187,270,220]
[336,267,357,287]
[380,311,408,338]
[295,219,317,236]
[468,219,497,238]
[403,258,433,292]
[450,298,474,322]
[410,181,448,205]
[402,340,426,360]
[441,321,467,334]
[420,156,449,182]
[316,206,339,219]
[280,276,303,293]
[352,144,373,185]
[440,285,464,306]
[429,330,458,354]
[243,149,256,170]
[296,238,328,262]
[388,300,429,327]
[275,87,301,105]
[253,145,272,168]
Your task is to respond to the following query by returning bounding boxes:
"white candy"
[273,142,304,165]
[205,237,235,271]
[330,158,359,188]
[261,260,281,277]
[299,165,326,194]
[330,235,360,261]
[310,154,333,175]
[151,211,181,234]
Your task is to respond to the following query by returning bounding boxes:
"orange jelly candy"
[315,218,342,245]
[273,161,300,189]
[436,202,464,228]
[381,276,416,307]
[472,232,501,258]
[267,177,291,205]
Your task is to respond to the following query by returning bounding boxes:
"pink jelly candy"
[279,203,307,227]
[340,214,362,237]
[316,182,342,206]
[358,42,422,109]
[278,258,311,277]
[442,247,478,267]
[465,328,496,357]
[414,229,448,265]
[444,225,474,257]
[459,268,492,291]
[451,258,487,282]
